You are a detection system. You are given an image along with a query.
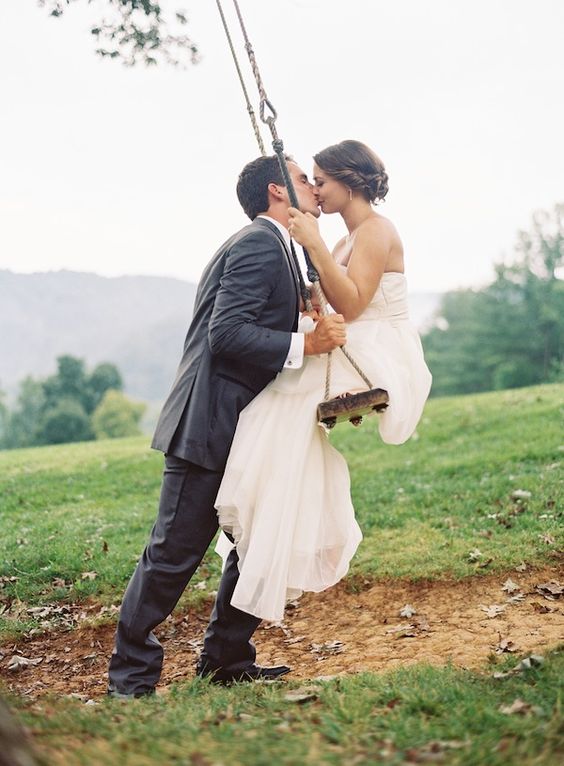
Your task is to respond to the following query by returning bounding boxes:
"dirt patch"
[1,564,562,700]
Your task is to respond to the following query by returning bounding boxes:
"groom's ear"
[268,182,286,200]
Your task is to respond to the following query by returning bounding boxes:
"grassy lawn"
[12,648,564,766]
[1,383,563,764]
[1,384,561,633]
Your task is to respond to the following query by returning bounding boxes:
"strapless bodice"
[337,267,410,323]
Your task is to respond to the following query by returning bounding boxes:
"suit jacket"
[151,217,300,471]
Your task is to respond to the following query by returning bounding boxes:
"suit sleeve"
[208,230,293,371]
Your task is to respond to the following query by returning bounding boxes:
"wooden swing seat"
[317,388,389,429]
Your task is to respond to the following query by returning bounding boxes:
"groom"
[107,155,347,696]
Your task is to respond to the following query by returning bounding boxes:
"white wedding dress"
[215,247,432,622]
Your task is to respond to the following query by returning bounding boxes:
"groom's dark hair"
[237,154,292,220]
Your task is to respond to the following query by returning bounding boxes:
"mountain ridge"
[1,270,441,403]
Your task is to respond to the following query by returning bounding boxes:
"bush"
[37,398,93,445]
[92,390,146,439]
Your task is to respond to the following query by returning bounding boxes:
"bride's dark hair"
[313,140,389,204]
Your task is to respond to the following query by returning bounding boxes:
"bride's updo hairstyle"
[313,140,389,204]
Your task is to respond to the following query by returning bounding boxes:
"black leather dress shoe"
[196,663,291,685]
[107,685,156,700]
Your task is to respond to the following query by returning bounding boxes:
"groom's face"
[287,162,320,218]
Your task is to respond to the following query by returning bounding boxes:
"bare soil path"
[1,564,562,701]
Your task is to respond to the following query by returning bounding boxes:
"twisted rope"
[220,1,374,401]
[215,0,266,155]
[310,280,373,398]
[231,0,278,135]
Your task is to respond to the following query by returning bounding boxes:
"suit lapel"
[254,218,301,300]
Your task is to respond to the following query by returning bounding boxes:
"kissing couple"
[107,140,432,696]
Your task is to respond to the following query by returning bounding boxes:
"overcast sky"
[1,0,563,292]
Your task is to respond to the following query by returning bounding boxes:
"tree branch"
[39,0,200,67]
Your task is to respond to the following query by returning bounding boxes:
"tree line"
[1,206,561,449]
[422,204,563,396]
[0,356,145,450]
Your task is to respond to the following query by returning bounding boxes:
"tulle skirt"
[215,314,432,622]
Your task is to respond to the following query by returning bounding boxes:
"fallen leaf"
[399,604,417,618]
[81,571,97,581]
[516,654,544,671]
[496,637,518,654]
[506,593,525,604]
[530,601,551,614]
[467,548,483,562]
[27,606,54,619]
[510,490,531,501]
[414,615,431,632]
[66,693,89,702]
[405,739,469,762]
[493,671,513,680]
[386,623,416,636]
[495,653,545,679]
[515,562,528,572]
[535,580,563,599]
[538,533,555,545]
[386,615,430,638]
[8,655,43,672]
[283,635,305,645]
[310,640,344,655]
[194,581,207,590]
[263,620,287,631]
[501,578,520,593]
[283,688,318,704]
[499,698,540,716]
[480,604,506,618]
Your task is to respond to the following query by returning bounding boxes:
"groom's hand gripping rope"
[303,314,346,356]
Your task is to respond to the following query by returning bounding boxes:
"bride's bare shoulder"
[358,214,402,250]
[359,213,397,237]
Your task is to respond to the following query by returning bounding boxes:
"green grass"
[342,383,563,578]
[12,646,564,766]
[1,384,563,765]
[1,384,561,635]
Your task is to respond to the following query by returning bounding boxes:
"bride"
[215,140,432,622]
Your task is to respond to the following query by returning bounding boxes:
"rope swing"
[216,0,389,428]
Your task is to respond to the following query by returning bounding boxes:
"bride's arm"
[288,209,391,322]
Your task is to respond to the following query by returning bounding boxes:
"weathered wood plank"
[317,388,389,428]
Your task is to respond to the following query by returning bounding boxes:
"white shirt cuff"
[284,332,305,369]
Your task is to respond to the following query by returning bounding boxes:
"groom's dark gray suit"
[153,216,300,469]
[108,217,300,695]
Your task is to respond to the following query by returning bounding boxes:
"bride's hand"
[288,207,321,249]
[301,309,320,322]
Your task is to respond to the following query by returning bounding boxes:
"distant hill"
[0,270,441,403]
[0,270,196,403]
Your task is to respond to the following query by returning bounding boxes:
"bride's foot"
[335,388,365,399]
